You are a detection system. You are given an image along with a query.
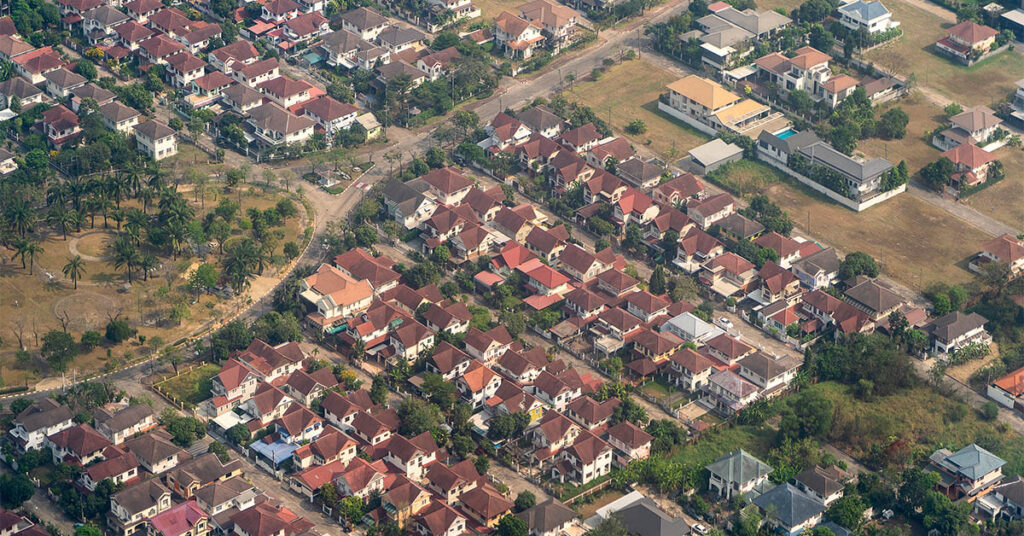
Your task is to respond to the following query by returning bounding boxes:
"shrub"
[105,319,137,343]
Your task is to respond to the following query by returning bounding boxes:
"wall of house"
[760,157,906,212]
[657,101,720,137]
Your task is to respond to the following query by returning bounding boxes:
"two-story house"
[108,479,173,536]
[9,399,73,452]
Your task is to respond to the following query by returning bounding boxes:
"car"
[717,317,734,329]
[692,524,709,535]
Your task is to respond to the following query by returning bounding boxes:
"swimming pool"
[776,127,797,139]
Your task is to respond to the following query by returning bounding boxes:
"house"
[414,501,467,536]
[706,449,773,499]
[47,423,111,465]
[755,46,832,97]
[517,0,579,52]
[220,83,264,115]
[148,8,194,38]
[43,68,86,99]
[752,484,826,535]
[522,263,571,297]
[801,290,871,336]
[755,232,802,268]
[737,351,801,393]
[666,347,717,391]
[493,11,544,59]
[123,430,187,475]
[258,76,313,109]
[382,178,438,230]
[484,112,532,152]
[390,321,435,362]
[976,475,1024,521]
[0,36,34,62]
[193,477,258,530]
[383,432,439,483]
[124,0,163,23]
[376,25,427,53]
[425,460,480,505]
[699,252,757,298]
[843,278,903,320]
[40,105,82,148]
[617,158,665,190]
[0,77,44,106]
[241,383,294,426]
[686,192,734,229]
[301,96,358,134]
[531,411,582,465]
[138,35,186,64]
[320,390,373,430]
[662,75,774,135]
[688,138,744,174]
[178,25,221,54]
[838,0,899,34]
[942,143,998,188]
[564,396,618,431]
[272,403,324,445]
[208,41,259,74]
[461,485,513,528]
[95,405,156,444]
[517,499,576,536]
[292,426,357,469]
[318,29,388,70]
[632,328,683,364]
[108,479,173,536]
[340,7,390,40]
[925,311,990,355]
[421,167,474,206]
[464,326,513,364]
[987,365,1024,411]
[595,269,639,298]
[232,58,280,87]
[518,105,565,138]
[10,399,74,452]
[927,443,1006,499]
[530,370,584,410]
[260,0,300,22]
[793,465,845,506]
[133,120,178,161]
[82,5,129,44]
[165,453,243,499]
[299,263,374,331]
[972,233,1024,278]
[81,446,139,491]
[792,248,841,290]
[336,457,388,498]
[674,227,724,273]
[587,137,634,170]
[422,301,472,335]
[232,339,306,383]
[707,369,760,413]
[821,74,860,108]
[282,12,329,43]
[552,431,613,485]
[456,360,502,408]
[0,148,17,175]
[426,342,473,380]
[935,20,999,63]
[165,52,207,89]
[705,333,755,364]
[606,421,653,466]
[694,5,791,69]
[381,476,432,526]
[334,248,399,294]
[660,312,723,343]
[933,106,1002,150]
[99,101,141,134]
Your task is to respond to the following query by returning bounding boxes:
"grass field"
[157,363,222,406]
[865,0,1024,106]
[754,0,802,14]
[708,159,783,197]
[567,59,710,160]
[810,381,1024,476]
[666,424,777,467]
[858,91,945,175]
[761,180,990,290]
[966,147,1024,231]
[473,0,522,21]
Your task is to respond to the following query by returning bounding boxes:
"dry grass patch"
[965,147,1024,231]
[865,0,1024,106]
[761,181,990,290]
[858,90,945,174]
[567,58,710,160]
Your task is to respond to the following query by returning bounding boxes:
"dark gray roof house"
[517,499,577,536]
[615,497,691,536]
[706,449,773,499]
[752,483,826,532]
[517,105,565,134]
[757,128,821,156]
[797,141,893,188]
[14,399,74,434]
[843,279,903,319]
[617,158,664,188]
[926,312,988,345]
[717,213,764,241]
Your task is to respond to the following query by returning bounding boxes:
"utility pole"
[637,27,641,58]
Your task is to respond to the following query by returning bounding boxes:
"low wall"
[760,157,906,211]
[657,101,721,137]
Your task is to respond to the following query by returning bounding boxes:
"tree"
[878,108,909,141]
[41,330,77,372]
[474,455,490,475]
[514,491,536,512]
[208,441,230,463]
[105,319,136,343]
[370,376,388,405]
[496,515,528,536]
[648,265,666,295]
[839,251,879,280]
[498,310,526,338]
[76,60,97,80]
[0,474,34,508]
[226,423,252,445]
[81,330,103,350]
[827,493,867,530]
[250,312,302,345]
[396,397,440,436]
[921,157,955,191]
[789,89,815,115]
[160,409,206,447]
[981,401,1000,421]
[943,103,962,118]
[421,372,457,410]
[63,255,87,290]
[74,526,102,536]
[932,293,951,316]
[432,245,450,265]
[611,397,649,426]
[625,119,647,135]
[187,263,219,296]
[778,389,833,441]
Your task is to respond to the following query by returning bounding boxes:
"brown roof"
[421,167,473,194]
[947,20,998,44]
[669,347,717,373]
[754,232,801,258]
[980,234,1024,264]
[560,123,601,147]
[705,333,754,360]
[625,291,670,315]
[139,34,185,58]
[607,421,653,449]
[597,307,642,332]
[303,96,358,121]
[428,341,471,374]
[210,40,259,66]
[565,430,611,464]
[334,248,398,288]
[48,424,112,457]
[566,396,618,424]
[461,485,513,519]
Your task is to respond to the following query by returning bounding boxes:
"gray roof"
[737,351,801,381]
[700,26,755,48]
[376,60,427,82]
[112,478,170,515]
[193,476,254,509]
[844,279,903,314]
[44,68,87,89]
[950,106,1001,133]
[752,484,826,528]
[795,247,840,276]
[123,429,185,467]
[383,177,432,215]
[717,213,764,240]
[797,141,893,184]
[517,499,577,533]
[99,100,141,122]
[992,476,1024,507]
[14,399,73,432]
[95,404,154,434]
[320,29,375,55]
[72,83,116,103]
[0,77,43,99]
[715,7,791,35]
[689,138,743,166]
[926,311,988,343]
[339,6,388,29]
[819,521,853,536]
[517,105,564,132]
[376,26,427,47]
[133,119,175,140]
[706,449,773,485]
[931,443,1005,480]
[839,0,891,21]
[757,129,820,156]
[222,83,263,107]
[84,5,129,25]
[617,158,663,186]
[616,497,691,536]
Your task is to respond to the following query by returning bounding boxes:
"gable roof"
[946,20,998,44]
[926,311,988,342]
[48,423,112,457]
[752,484,826,527]
[666,75,739,109]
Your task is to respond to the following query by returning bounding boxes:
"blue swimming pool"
[776,127,797,139]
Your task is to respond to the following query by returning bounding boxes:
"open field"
[472,0,522,21]
[0,184,308,388]
[754,0,803,14]
[865,0,1024,106]
[966,147,1024,231]
[708,159,783,197]
[156,363,222,406]
[761,180,991,290]
[858,91,945,174]
[810,381,1024,476]
[567,58,710,160]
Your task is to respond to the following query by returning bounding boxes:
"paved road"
[906,181,1020,236]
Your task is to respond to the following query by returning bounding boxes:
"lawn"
[666,424,776,466]
[858,90,945,175]
[473,0,522,21]
[640,377,674,399]
[567,59,710,160]
[707,159,783,197]
[965,147,1024,231]
[808,381,1024,476]
[760,180,991,290]
[156,363,222,406]
[865,0,1024,106]
[754,0,803,14]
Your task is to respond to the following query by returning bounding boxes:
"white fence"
[760,158,906,212]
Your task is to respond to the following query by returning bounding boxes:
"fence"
[760,157,907,212]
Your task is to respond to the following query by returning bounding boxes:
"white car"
[692,524,709,535]
[717,317,734,330]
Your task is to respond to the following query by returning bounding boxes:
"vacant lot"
[473,0,523,21]
[157,363,222,406]
[761,180,990,290]
[568,59,710,160]
[709,159,783,197]
[754,0,802,13]
[865,0,1024,106]
[858,90,945,174]
[966,147,1024,231]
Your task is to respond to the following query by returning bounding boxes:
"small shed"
[687,138,744,174]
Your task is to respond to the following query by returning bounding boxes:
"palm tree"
[139,187,156,214]
[66,209,82,233]
[63,255,86,289]
[7,202,35,237]
[11,239,29,269]
[110,235,139,283]
[138,253,158,281]
[47,207,68,240]
[96,195,114,228]
[222,253,255,294]
[23,241,43,275]
[111,208,125,231]
[125,209,149,246]
[107,174,130,208]
[67,176,88,211]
